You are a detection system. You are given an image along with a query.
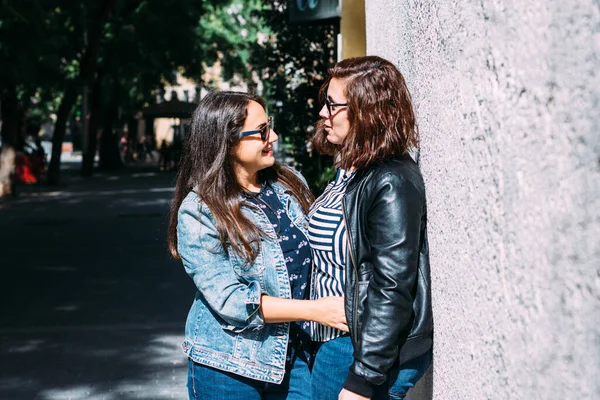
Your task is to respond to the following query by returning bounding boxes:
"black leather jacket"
[341,154,433,398]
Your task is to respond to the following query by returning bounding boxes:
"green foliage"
[193,0,269,84]
[97,0,208,115]
[194,0,337,191]
[249,1,337,192]
[0,1,76,93]
[0,0,209,118]
[1,0,337,189]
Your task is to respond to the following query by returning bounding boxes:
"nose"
[268,129,278,143]
[318,104,329,120]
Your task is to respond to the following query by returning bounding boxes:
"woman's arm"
[178,196,348,333]
[178,198,266,333]
[261,295,348,332]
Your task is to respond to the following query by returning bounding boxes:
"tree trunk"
[48,0,117,183]
[0,84,19,148]
[127,116,137,161]
[46,87,77,185]
[98,104,122,170]
[81,74,103,177]
[0,84,19,196]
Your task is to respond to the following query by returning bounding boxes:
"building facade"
[363,0,600,398]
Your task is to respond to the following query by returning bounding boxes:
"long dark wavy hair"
[168,91,314,262]
[312,56,419,170]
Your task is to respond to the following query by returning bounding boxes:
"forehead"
[327,78,347,101]
[245,100,267,126]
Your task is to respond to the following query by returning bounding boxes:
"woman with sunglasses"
[168,91,347,400]
[308,56,433,400]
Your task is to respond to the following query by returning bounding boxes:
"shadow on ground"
[0,168,194,399]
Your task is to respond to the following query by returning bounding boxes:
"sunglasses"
[240,116,272,142]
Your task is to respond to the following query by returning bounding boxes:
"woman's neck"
[336,155,356,173]
[236,166,261,193]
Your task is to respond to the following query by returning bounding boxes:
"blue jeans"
[311,335,432,400]
[187,329,312,400]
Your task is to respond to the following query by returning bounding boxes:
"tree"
[1,0,214,184]
[189,0,337,191]
[249,1,337,192]
[84,0,208,174]
[1,0,336,191]
[0,0,73,191]
[47,1,119,184]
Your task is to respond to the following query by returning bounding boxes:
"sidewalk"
[0,164,191,399]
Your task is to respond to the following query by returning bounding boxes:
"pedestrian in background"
[168,91,347,400]
[308,56,434,400]
[159,139,170,171]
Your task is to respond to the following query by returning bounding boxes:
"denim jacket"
[178,179,310,384]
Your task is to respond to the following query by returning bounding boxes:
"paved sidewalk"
[0,167,192,399]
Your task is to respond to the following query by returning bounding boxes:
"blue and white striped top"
[308,168,355,342]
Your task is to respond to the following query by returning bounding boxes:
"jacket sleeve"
[177,197,265,333]
[343,173,424,398]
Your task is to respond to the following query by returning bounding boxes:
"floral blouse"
[244,182,312,335]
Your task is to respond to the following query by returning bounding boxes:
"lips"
[262,146,273,154]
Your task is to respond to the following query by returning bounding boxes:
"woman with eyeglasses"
[308,56,433,400]
[168,91,347,400]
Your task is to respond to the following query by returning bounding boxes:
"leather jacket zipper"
[341,201,359,343]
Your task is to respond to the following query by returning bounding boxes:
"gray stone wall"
[365,1,600,399]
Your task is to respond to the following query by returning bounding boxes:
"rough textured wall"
[365,1,600,399]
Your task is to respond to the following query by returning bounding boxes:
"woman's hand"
[313,296,348,332]
[339,389,369,400]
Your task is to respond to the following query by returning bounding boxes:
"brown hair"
[312,56,419,170]
[168,91,313,263]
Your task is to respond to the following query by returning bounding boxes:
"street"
[0,167,192,399]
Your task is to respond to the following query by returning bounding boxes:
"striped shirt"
[308,168,355,342]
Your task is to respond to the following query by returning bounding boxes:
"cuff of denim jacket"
[343,370,376,399]
[244,280,265,329]
[221,281,265,333]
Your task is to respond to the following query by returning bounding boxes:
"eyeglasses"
[324,96,348,117]
[240,117,272,141]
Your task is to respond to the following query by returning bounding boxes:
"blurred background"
[0,0,357,193]
[1,0,598,399]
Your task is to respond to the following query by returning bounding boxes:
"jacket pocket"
[356,281,369,332]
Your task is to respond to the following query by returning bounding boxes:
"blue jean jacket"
[178,180,310,384]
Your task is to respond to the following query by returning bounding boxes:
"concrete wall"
[365,1,600,399]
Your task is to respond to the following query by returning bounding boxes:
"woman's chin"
[261,156,276,168]
[326,134,342,145]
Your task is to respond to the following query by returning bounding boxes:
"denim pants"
[187,328,312,400]
[311,335,431,400]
